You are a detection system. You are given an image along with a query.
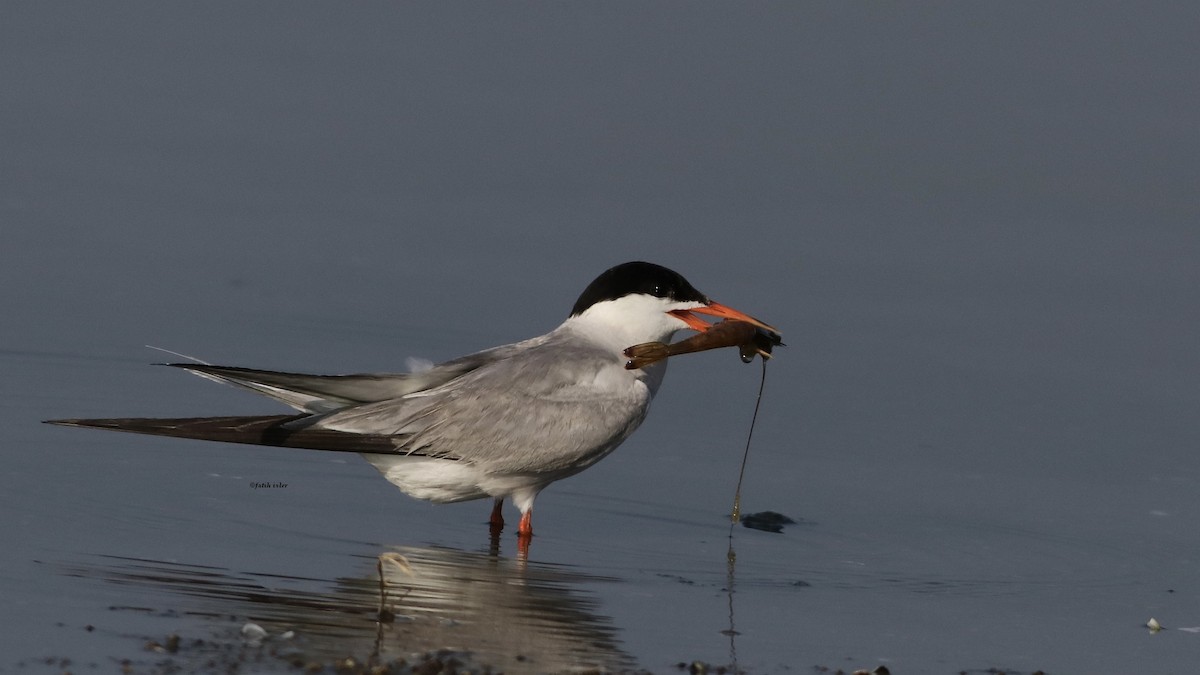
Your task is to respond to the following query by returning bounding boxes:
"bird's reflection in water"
[60,542,636,673]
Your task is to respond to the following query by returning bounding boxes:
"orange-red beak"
[669,301,780,335]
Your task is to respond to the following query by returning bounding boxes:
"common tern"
[46,261,779,544]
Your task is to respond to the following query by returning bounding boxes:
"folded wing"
[161,337,547,413]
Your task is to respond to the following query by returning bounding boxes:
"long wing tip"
[44,418,123,430]
[41,414,408,455]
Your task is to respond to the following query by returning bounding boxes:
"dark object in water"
[739,511,796,533]
[624,320,784,370]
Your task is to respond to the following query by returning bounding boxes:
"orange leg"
[489,498,505,530]
[516,510,533,558]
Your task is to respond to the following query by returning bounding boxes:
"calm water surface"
[4,3,1198,673]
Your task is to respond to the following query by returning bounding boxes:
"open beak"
[669,301,780,336]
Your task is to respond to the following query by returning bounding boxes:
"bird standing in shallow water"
[46,261,778,551]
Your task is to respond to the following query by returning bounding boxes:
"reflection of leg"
[488,524,502,558]
[489,498,505,531]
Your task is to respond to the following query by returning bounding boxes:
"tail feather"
[162,363,481,413]
[163,364,415,413]
[43,415,406,454]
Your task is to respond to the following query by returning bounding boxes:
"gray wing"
[166,337,546,413]
[302,338,654,474]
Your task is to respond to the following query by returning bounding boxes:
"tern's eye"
[651,284,668,298]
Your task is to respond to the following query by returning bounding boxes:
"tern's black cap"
[570,261,708,317]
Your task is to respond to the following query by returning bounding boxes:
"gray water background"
[3,3,1198,673]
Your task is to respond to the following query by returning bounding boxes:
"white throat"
[559,294,701,356]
